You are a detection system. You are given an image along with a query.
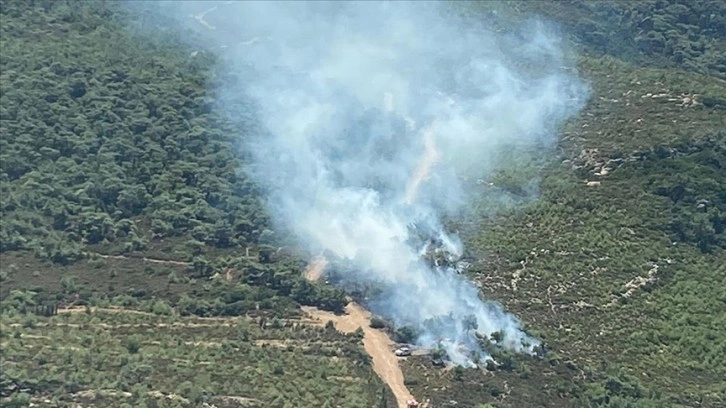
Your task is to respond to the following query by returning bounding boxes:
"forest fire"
[195,1,585,367]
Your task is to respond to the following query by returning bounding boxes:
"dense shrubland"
[1,1,725,407]
[473,0,726,80]
[0,0,266,255]
[0,0,348,314]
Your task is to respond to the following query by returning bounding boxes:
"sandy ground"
[302,257,416,408]
[303,304,415,408]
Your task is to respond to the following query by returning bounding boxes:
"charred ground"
[1,1,725,407]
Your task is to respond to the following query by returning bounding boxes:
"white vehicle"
[395,347,412,357]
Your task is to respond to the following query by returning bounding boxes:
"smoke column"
[150,1,587,366]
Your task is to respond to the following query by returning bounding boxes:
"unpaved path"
[405,121,440,205]
[37,312,317,329]
[15,304,417,406]
[5,321,240,329]
[74,251,417,406]
[191,5,219,30]
[303,304,414,408]
[85,252,190,267]
[56,306,155,316]
[302,256,416,408]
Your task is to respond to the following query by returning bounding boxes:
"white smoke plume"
[143,1,588,366]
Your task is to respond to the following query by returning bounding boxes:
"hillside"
[1,1,725,408]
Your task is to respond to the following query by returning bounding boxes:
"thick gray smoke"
[147,1,587,366]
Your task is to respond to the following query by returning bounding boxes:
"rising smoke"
[146,1,588,366]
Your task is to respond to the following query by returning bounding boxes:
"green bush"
[369,317,387,329]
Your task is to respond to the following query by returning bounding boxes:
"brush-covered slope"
[1,1,725,407]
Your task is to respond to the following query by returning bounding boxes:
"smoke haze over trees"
[0,1,724,407]
[145,0,588,366]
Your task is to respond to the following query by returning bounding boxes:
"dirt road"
[303,304,415,408]
[85,252,190,267]
[302,256,416,408]
[405,121,440,205]
[50,302,417,406]
[82,248,417,405]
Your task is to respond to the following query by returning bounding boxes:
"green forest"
[1,1,725,407]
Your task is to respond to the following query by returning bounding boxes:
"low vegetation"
[0,303,387,408]
[1,1,724,407]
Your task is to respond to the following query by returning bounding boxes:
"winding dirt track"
[47,302,417,406]
[405,121,440,205]
[84,253,190,267]
[303,257,416,408]
[303,304,414,408]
